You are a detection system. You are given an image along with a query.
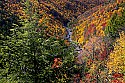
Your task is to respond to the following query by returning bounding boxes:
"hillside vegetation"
[0,0,125,83]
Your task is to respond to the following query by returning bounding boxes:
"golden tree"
[107,32,125,74]
[107,31,125,82]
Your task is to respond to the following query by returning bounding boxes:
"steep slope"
[7,0,111,40]
[74,1,125,82]
[39,0,110,22]
[2,0,125,82]
[72,1,124,44]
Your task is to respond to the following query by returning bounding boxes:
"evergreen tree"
[0,0,78,83]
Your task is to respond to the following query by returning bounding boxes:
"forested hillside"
[0,0,125,83]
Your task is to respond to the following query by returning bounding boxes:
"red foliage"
[112,73,124,78]
[101,22,107,27]
[111,73,124,83]
[85,24,96,38]
[87,59,93,66]
[99,47,107,60]
[52,58,62,68]
[112,79,122,83]
[91,24,95,27]
[85,73,91,79]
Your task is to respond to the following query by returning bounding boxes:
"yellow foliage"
[78,36,84,44]
[107,32,125,74]
[72,1,125,46]
[89,63,97,74]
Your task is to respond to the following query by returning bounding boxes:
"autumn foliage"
[1,0,125,83]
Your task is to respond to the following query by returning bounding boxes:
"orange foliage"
[52,58,62,68]
[72,1,124,44]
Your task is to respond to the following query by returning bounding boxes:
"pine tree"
[0,0,78,83]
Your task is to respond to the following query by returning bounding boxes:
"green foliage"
[0,0,79,83]
[0,23,77,83]
[104,5,125,39]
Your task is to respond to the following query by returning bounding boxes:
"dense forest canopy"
[0,0,125,83]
